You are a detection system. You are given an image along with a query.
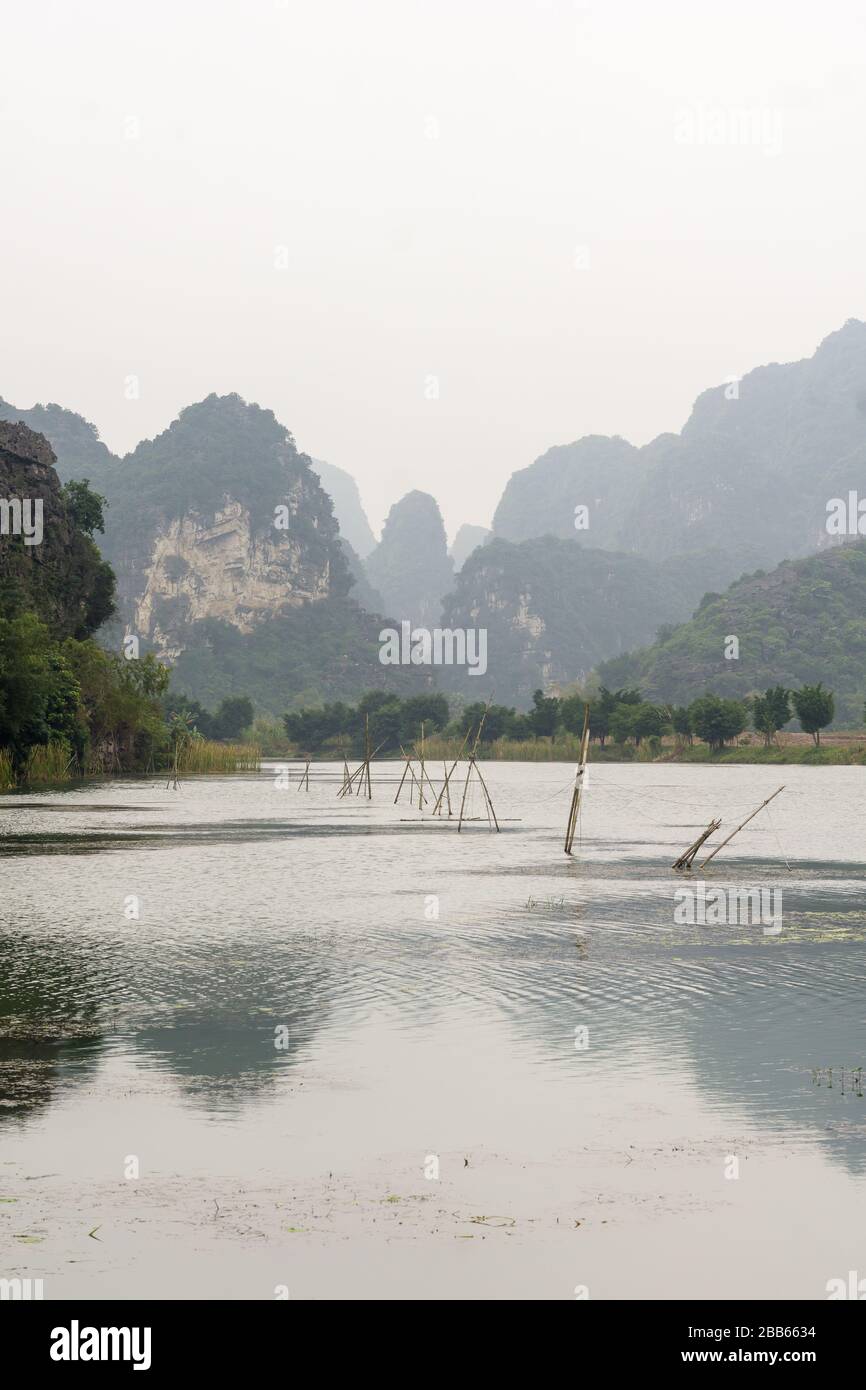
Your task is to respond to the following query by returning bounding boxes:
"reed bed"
[421,734,589,762]
[0,748,15,791]
[23,741,75,783]
[173,740,261,773]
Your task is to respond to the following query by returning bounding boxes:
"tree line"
[282,683,839,755]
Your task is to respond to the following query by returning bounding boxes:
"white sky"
[1,0,865,541]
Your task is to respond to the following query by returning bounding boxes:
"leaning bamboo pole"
[696,786,785,871]
[673,818,721,872]
[432,724,472,816]
[564,704,590,855]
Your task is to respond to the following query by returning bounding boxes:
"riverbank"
[0,740,261,791]
[260,733,866,766]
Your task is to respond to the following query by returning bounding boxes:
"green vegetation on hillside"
[167,599,432,717]
[599,541,866,725]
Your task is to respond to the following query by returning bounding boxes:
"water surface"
[1,762,865,1298]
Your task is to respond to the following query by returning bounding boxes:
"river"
[1,761,864,1299]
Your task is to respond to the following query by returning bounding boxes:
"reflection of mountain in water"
[488,858,866,1176]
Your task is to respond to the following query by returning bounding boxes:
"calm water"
[1,761,865,1299]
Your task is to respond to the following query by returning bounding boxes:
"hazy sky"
[2,0,865,541]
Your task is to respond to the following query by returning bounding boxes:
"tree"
[792,683,834,745]
[529,689,559,739]
[0,614,81,768]
[559,694,589,738]
[609,705,638,745]
[751,685,791,747]
[688,694,748,752]
[671,706,693,744]
[459,702,512,743]
[586,686,635,746]
[631,702,670,745]
[283,702,349,752]
[61,478,108,536]
[211,695,254,740]
[398,693,450,744]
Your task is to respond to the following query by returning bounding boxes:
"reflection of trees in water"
[0,929,331,1120]
[0,931,107,1124]
[124,936,332,1107]
[131,985,329,1110]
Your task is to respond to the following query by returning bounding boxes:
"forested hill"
[598,539,866,724]
[0,397,116,488]
[439,535,746,707]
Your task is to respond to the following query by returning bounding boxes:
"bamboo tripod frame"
[456,711,500,833]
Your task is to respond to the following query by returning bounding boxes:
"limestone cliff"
[95,394,350,659]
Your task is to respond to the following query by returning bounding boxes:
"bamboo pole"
[672,818,721,872]
[442,762,452,816]
[457,708,500,833]
[697,786,785,870]
[564,704,590,855]
[338,736,387,798]
[394,750,413,804]
[432,725,472,815]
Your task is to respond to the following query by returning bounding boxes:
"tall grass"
[173,740,261,773]
[421,733,592,762]
[0,748,15,791]
[23,742,74,783]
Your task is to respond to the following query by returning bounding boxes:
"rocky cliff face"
[450,523,491,572]
[134,496,336,659]
[0,420,115,638]
[92,394,350,658]
[492,319,866,580]
[311,458,377,558]
[365,490,453,629]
